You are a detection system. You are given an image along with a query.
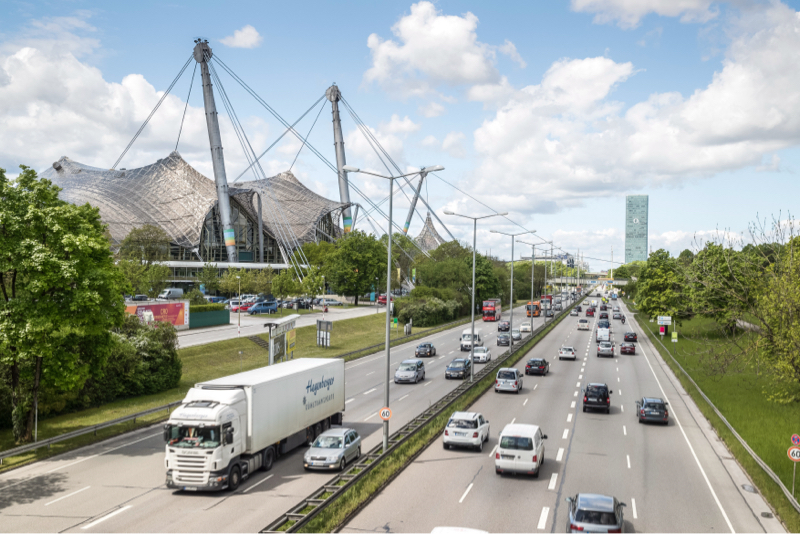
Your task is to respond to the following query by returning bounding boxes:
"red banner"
[125,302,188,327]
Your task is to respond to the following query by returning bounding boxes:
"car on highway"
[578,319,590,331]
[497,333,511,346]
[558,346,577,360]
[600,304,607,311]
[597,341,614,357]
[303,428,361,471]
[525,358,550,375]
[636,397,669,425]
[624,332,637,342]
[570,309,579,316]
[395,359,425,383]
[582,383,612,413]
[248,301,278,315]
[599,312,609,320]
[443,412,490,452]
[495,368,523,393]
[520,323,532,333]
[565,493,626,533]
[415,342,437,357]
[498,321,510,332]
[577,305,582,312]
[612,312,621,320]
[613,306,620,312]
[586,308,595,317]
[620,342,636,355]
[597,320,611,330]
[545,309,554,317]
[445,358,472,379]
[472,346,492,363]
[495,423,547,477]
[511,329,522,341]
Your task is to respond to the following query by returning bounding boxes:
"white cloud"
[419,101,445,117]
[498,39,526,68]
[571,0,719,29]
[442,131,467,158]
[381,114,421,134]
[220,25,263,49]
[421,134,439,148]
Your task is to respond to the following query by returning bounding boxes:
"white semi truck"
[164,358,345,492]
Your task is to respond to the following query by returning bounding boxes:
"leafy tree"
[636,249,691,325]
[273,270,299,314]
[253,267,275,297]
[219,267,253,297]
[117,224,171,298]
[297,241,335,269]
[302,269,324,299]
[196,263,220,294]
[0,166,126,442]
[324,230,386,305]
[612,265,630,279]
[186,288,207,305]
[678,248,695,266]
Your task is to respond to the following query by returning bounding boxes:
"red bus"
[482,298,502,321]
[527,301,541,317]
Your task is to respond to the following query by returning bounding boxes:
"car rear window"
[500,436,533,450]
[586,386,607,397]
[448,419,478,429]
[644,402,664,410]
[575,510,617,525]
[497,370,517,380]
[529,360,544,365]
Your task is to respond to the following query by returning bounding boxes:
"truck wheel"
[261,447,274,471]
[228,465,241,491]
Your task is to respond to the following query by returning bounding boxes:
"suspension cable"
[175,61,197,152]
[290,98,326,171]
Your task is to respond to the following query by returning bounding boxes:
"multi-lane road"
[343,298,785,533]
[0,304,545,532]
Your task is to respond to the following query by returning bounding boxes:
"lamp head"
[342,165,360,173]
[424,165,444,172]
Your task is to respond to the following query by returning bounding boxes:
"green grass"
[624,298,800,531]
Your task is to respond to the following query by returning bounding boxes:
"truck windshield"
[169,426,221,449]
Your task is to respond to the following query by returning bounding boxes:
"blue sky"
[3,0,800,270]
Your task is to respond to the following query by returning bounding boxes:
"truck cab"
[460,329,484,351]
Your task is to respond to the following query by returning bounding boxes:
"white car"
[520,323,532,333]
[578,319,590,330]
[443,412,490,452]
[472,346,492,363]
[495,423,547,477]
[558,346,577,360]
[570,309,579,317]
[495,368,523,394]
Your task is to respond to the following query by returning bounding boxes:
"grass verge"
[624,298,800,532]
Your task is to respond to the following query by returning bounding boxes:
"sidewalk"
[177,304,384,348]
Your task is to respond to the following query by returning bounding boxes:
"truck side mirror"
[163,424,171,442]
[225,429,234,445]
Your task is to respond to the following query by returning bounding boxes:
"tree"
[219,267,252,297]
[297,241,335,269]
[253,267,275,297]
[678,248,695,267]
[196,263,220,294]
[636,249,691,325]
[273,270,299,314]
[0,166,126,442]
[612,265,630,279]
[302,269,324,299]
[117,224,171,298]
[324,230,386,305]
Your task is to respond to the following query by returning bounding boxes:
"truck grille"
[175,454,206,470]
[175,471,207,484]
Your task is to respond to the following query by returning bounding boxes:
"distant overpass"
[549,277,629,286]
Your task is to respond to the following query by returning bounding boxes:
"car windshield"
[449,361,465,368]
[575,510,617,525]
[418,345,429,349]
[398,364,416,371]
[500,436,533,450]
[448,419,478,429]
[312,436,343,449]
[462,334,474,340]
[497,370,516,380]
[579,320,587,323]
[474,348,487,353]
[169,425,221,449]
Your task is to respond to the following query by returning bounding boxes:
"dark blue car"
[248,301,278,315]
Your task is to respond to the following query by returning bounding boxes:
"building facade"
[625,195,649,263]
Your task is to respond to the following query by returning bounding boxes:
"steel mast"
[402,169,429,234]
[326,85,354,233]
[194,39,237,263]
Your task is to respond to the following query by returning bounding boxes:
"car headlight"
[328,456,340,462]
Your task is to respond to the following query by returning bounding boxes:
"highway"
[342,297,784,533]
[0,304,546,533]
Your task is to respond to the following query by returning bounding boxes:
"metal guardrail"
[262,301,578,532]
[0,401,182,464]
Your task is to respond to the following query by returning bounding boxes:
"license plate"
[455,432,466,437]
[589,398,597,402]
[184,486,197,491]
[501,455,515,460]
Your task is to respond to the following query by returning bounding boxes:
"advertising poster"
[287,328,296,358]
[125,301,189,330]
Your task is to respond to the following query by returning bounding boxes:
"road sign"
[658,319,672,326]
[788,446,800,462]
[659,326,666,336]
[379,407,392,421]
[792,434,800,446]
[672,332,678,343]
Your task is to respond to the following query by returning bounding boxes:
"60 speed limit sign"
[788,446,800,462]
[379,407,392,421]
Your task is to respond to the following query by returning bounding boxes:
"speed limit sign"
[379,407,392,421]
[788,446,800,462]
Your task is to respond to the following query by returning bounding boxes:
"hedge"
[189,303,227,313]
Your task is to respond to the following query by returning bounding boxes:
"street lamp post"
[518,240,538,334]
[444,210,507,382]
[344,165,443,453]
[490,229,534,348]
[237,275,241,337]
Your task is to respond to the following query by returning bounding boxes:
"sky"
[2,0,800,271]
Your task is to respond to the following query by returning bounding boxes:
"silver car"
[566,493,626,533]
[394,359,425,383]
[597,341,614,357]
[495,368,523,394]
[472,347,492,363]
[304,428,361,471]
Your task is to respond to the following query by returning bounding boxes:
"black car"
[600,304,608,311]
[576,306,582,312]
[498,321,510,332]
[624,332,637,342]
[131,294,149,301]
[582,383,613,413]
[415,342,436,357]
[445,358,472,379]
[525,358,550,376]
[599,312,609,320]
[497,333,511,346]
[636,397,669,424]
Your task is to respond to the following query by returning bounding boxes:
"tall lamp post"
[517,239,539,333]
[236,275,241,337]
[343,165,443,453]
[490,229,534,348]
[444,210,507,382]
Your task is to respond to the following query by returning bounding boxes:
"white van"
[596,327,610,343]
[460,329,483,352]
[494,423,548,477]
[156,288,184,300]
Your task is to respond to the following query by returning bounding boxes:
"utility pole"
[194,39,237,263]
[327,85,354,232]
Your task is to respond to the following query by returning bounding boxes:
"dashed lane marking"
[548,473,558,490]
[523,398,528,406]
[631,498,638,519]
[242,474,274,493]
[364,413,377,421]
[363,388,377,395]
[45,486,90,506]
[562,429,569,439]
[567,413,573,423]
[459,483,474,504]
[345,398,354,404]
[489,444,498,458]
[570,401,576,408]
[627,454,631,469]
[537,507,550,530]
[556,448,564,462]
[81,506,132,530]
[623,425,627,436]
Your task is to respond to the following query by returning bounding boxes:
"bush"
[398,297,461,327]
[187,288,207,305]
[190,303,227,313]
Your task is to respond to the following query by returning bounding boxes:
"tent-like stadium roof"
[40,151,348,252]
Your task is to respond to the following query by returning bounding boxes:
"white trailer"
[164,358,345,492]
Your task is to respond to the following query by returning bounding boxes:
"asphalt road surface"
[342,298,785,533]
[0,304,550,532]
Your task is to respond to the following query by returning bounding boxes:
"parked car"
[445,358,472,379]
[565,493,626,533]
[443,412,490,452]
[415,342,436,357]
[325,299,344,306]
[248,302,278,315]
[497,333,511,346]
[495,368,523,394]
[511,329,522,341]
[495,424,547,477]
[303,428,361,471]
[620,342,636,355]
[558,346,577,360]
[472,346,492,363]
[204,295,227,304]
[131,294,149,301]
[624,332,638,342]
[582,383,613,413]
[525,358,550,375]
[498,321,510,332]
[636,397,669,424]
[520,323,532,333]
[597,341,614,357]
[395,359,425,383]
[377,294,394,305]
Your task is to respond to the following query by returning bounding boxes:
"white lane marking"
[571,401,576,408]
[584,357,587,361]
[449,351,454,354]
[621,404,624,413]
[617,377,620,382]
[537,507,550,530]
[562,429,569,439]
[364,413,377,421]
[616,359,618,363]
[363,388,376,395]
[627,455,631,469]
[45,486,90,506]
[510,418,516,425]
[523,398,528,406]
[631,497,638,519]
[242,474,274,493]
[556,448,564,461]
[567,413,573,423]
[619,389,622,396]
[576,381,581,387]
[637,333,734,533]
[459,483,474,503]
[534,384,538,390]
[398,394,409,402]
[623,425,627,436]
[366,371,375,376]
[424,382,431,387]
[439,355,446,360]
[578,374,583,380]
[345,398,354,404]
[548,473,558,490]
[616,367,619,372]
[573,391,578,397]
[81,506,132,529]
[489,444,498,458]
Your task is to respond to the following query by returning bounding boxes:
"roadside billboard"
[125,301,190,331]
